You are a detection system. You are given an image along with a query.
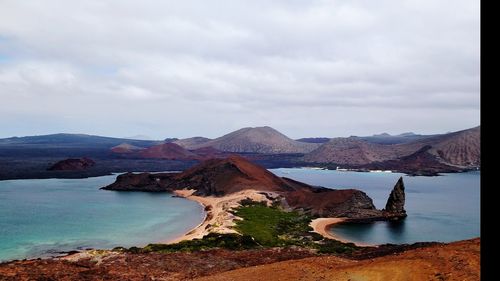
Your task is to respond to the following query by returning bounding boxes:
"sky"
[0,0,480,140]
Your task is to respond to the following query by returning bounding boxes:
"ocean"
[272,168,480,245]
[0,174,204,262]
[0,169,480,261]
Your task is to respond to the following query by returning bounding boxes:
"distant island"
[0,126,480,180]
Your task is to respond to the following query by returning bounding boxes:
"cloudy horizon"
[0,1,480,139]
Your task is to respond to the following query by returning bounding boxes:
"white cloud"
[0,0,480,138]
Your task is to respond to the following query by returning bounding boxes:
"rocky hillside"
[426,126,480,166]
[181,127,320,154]
[303,137,399,165]
[103,155,405,220]
[304,126,480,169]
[166,155,290,195]
[196,238,479,281]
[363,145,462,176]
[137,143,198,160]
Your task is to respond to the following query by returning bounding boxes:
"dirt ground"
[0,239,479,281]
[195,238,480,281]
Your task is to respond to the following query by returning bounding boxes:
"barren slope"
[187,126,319,153]
[196,238,480,281]
[304,126,480,168]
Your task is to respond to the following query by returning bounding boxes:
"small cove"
[271,168,480,245]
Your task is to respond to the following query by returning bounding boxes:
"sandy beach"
[310,218,374,247]
[165,189,277,244]
[166,189,374,247]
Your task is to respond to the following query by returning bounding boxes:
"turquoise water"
[0,174,204,262]
[0,169,480,262]
[271,169,480,245]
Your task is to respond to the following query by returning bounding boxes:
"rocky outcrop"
[102,156,407,220]
[283,185,379,218]
[101,172,176,192]
[384,177,406,219]
[47,158,95,171]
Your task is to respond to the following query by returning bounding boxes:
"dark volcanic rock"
[283,185,380,218]
[383,176,407,219]
[47,158,95,171]
[101,172,176,192]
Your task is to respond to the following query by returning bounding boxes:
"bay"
[0,174,204,262]
[271,168,480,245]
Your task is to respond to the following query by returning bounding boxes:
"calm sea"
[272,168,480,245]
[0,174,204,262]
[0,169,479,262]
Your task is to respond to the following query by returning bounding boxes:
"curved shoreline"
[310,218,375,247]
[166,192,376,248]
[163,189,274,244]
[163,195,208,244]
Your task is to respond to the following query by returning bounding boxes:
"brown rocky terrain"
[196,238,480,281]
[180,126,320,154]
[165,155,292,196]
[102,155,405,220]
[304,126,480,171]
[363,145,463,176]
[427,126,480,166]
[136,143,199,160]
[47,158,96,171]
[189,147,228,160]
[0,239,479,281]
[303,137,399,165]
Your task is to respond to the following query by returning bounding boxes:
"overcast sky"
[0,0,479,139]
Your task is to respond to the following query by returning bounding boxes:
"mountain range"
[304,126,480,172]
[0,125,480,178]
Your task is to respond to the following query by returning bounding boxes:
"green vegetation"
[232,200,359,253]
[127,233,259,253]
[232,201,314,247]
[124,199,358,254]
